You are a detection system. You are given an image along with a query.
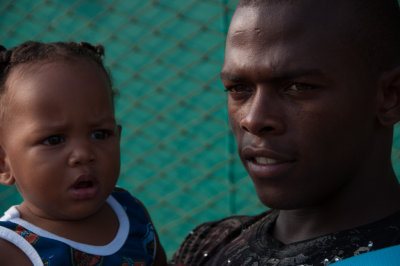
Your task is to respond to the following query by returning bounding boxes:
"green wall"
[1,0,399,257]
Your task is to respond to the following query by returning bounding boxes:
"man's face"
[221,2,380,209]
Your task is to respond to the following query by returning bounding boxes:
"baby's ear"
[0,147,14,186]
[117,125,122,139]
[377,66,400,126]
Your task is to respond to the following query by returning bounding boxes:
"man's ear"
[377,66,400,126]
[0,147,14,186]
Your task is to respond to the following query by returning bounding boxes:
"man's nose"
[239,88,285,136]
[68,140,95,167]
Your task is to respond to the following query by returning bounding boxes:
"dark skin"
[0,60,166,265]
[0,239,33,265]
[221,1,400,244]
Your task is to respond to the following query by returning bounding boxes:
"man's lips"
[242,146,295,162]
[253,157,282,165]
[241,146,296,179]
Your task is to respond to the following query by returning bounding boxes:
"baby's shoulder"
[0,237,33,265]
[0,224,39,266]
[110,187,153,225]
[111,187,146,211]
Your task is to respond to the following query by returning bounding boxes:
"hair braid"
[0,40,114,101]
[0,45,12,94]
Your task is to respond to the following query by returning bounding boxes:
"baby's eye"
[90,130,112,140]
[42,135,65,146]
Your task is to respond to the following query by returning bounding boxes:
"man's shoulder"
[170,210,274,265]
[191,211,270,238]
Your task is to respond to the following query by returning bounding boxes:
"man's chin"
[254,187,312,210]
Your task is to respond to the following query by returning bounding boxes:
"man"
[172,0,400,265]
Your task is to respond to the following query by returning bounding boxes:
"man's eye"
[42,135,65,146]
[225,84,252,93]
[286,83,315,93]
[90,130,112,140]
[224,85,253,99]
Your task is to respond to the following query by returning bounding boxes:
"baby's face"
[0,59,121,220]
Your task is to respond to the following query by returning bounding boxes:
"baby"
[0,41,166,265]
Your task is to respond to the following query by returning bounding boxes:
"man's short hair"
[236,0,400,73]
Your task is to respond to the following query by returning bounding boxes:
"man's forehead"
[226,1,357,61]
[229,1,354,37]
[222,1,369,83]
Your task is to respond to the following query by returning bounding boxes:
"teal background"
[1,0,400,258]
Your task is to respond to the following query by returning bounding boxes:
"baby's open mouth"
[70,175,98,199]
[73,180,94,189]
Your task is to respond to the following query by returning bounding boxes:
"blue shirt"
[0,189,156,266]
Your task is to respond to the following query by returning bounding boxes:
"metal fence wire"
[1,0,400,258]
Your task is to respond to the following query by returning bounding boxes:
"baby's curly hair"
[0,41,114,100]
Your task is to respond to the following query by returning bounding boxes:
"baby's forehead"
[3,59,114,109]
[9,57,98,75]
[6,59,109,90]
[3,59,114,111]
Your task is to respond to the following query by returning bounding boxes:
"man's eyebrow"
[220,69,327,82]
[272,69,326,80]
[220,72,246,81]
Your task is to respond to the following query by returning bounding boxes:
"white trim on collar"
[1,195,130,256]
[0,226,43,266]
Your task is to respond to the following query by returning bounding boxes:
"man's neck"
[272,173,400,244]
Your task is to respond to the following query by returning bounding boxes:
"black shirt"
[171,210,400,266]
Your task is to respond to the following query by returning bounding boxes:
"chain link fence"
[1,0,400,258]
